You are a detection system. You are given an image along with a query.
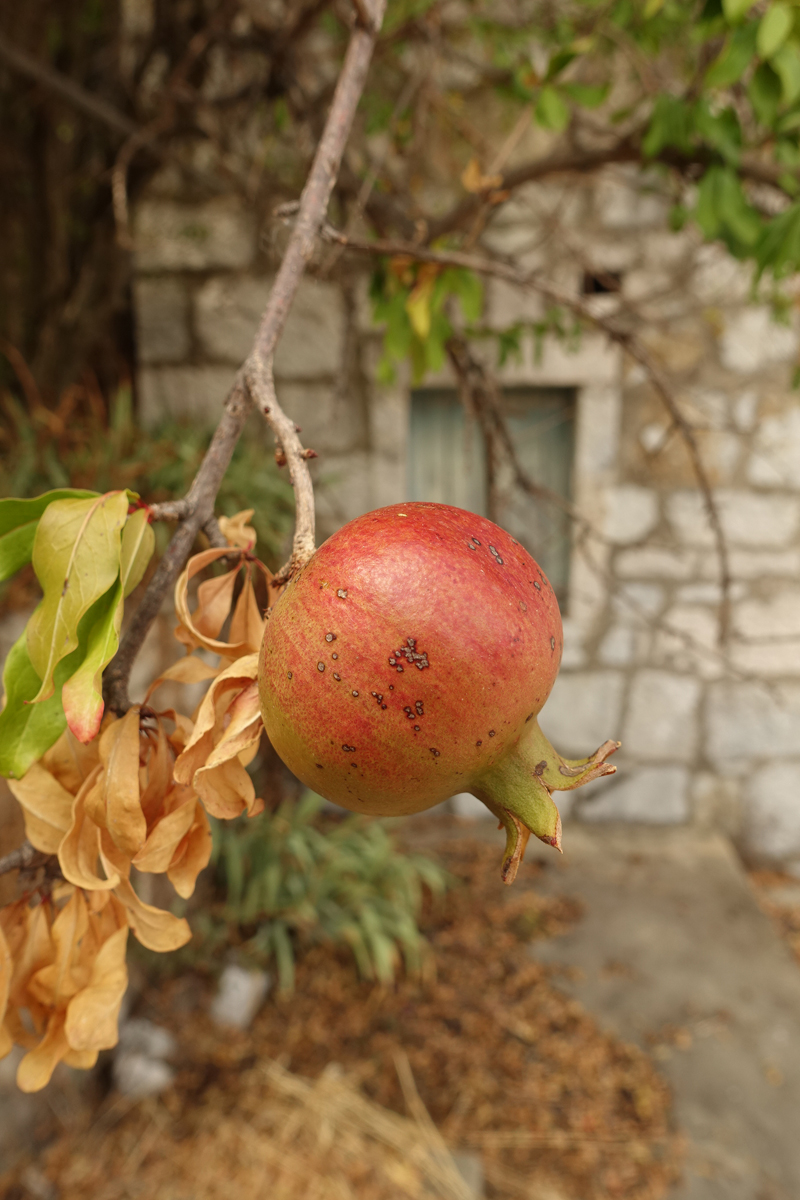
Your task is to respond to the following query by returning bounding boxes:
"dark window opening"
[407,387,575,600]
[581,269,622,295]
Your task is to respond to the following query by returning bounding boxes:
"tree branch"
[0,33,138,137]
[103,0,387,711]
[328,227,731,644]
[242,0,388,583]
[0,840,49,879]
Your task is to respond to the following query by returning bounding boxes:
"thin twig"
[326,226,732,644]
[0,34,138,137]
[242,0,388,583]
[0,840,40,877]
[103,1,387,708]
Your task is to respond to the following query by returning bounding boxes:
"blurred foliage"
[188,792,451,993]
[0,382,295,568]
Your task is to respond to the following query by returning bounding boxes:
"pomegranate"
[258,502,618,882]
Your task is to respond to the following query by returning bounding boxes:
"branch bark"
[329,227,731,643]
[103,0,387,711]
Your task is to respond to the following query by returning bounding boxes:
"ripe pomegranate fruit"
[258,502,618,882]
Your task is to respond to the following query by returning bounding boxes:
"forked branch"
[103,0,387,714]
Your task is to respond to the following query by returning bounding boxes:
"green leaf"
[0,489,98,583]
[643,94,692,157]
[535,85,569,132]
[758,3,793,59]
[60,581,122,743]
[0,607,97,780]
[696,165,762,247]
[563,82,609,109]
[443,268,484,322]
[772,40,800,103]
[694,103,742,163]
[722,0,756,20]
[755,201,800,275]
[749,61,783,124]
[26,492,129,704]
[119,508,155,598]
[706,24,758,87]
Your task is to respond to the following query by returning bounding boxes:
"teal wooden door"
[408,387,575,598]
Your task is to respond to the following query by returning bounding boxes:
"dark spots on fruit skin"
[317,662,325,672]
[534,581,541,591]
[337,589,348,599]
[333,673,341,681]
[471,537,481,546]
[342,744,356,752]
[350,763,358,769]
[332,653,338,660]
[381,704,387,709]
[397,665,404,673]
[519,601,527,612]
[316,763,324,769]
[287,671,293,679]
[534,760,548,777]
[429,748,440,757]
[392,638,429,671]
[389,685,394,691]
[415,700,424,716]
[550,637,556,651]
[414,725,420,731]
[352,690,359,697]
[476,740,482,747]
[325,632,337,642]
[489,730,496,737]
[525,712,534,723]
[403,707,414,719]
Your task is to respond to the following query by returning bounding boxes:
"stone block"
[676,581,745,605]
[622,670,702,762]
[194,275,345,376]
[692,242,751,304]
[539,670,626,758]
[314,450,372,539]
[278,381,367,455]
[133,276,190,364]
[368,384,408,460]
[614,546,696,580]
[598,623,636,666]
[596,176,668,229]
[210,965,271,1029]
[706,682,800,768]
[666,489,800,548]
[733,389,759,432]
[720,307,798,374]
[730,638,800,677]
[612,582,664,623]
[603,484,659,544]
[744,762,800,859]
[730,590,800,674]
[138,365,235,427]
[579,765,690,823]
[691,772,742,836]
[653,605,722,681]
[134,198,255,271]
[723,549,800,580]
[746,404,800,489]
[484,276,543,329]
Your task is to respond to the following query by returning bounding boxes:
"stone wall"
[130,162,800,868]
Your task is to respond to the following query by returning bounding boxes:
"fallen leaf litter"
[21,832,682,1199]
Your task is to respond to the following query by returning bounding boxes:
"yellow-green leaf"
[759,4,793,60]
[27,493,129,704]
[60,508,155,744]
[0,490,98,583]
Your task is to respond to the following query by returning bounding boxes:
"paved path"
[518,825,800,1200]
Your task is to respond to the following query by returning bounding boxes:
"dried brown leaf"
[29,888,89,1007]
[100,709,146,857]
[16,1011,69,1092]
[229,574,265,654]
[8,762,75,853]
[113,877,191,952]
[65,923,129,1052]
[58,765,120,891]
[218,509,256,550]
[132,785,197,874]
[167,801,212,899]
[173,654,259,787]
[42,727,101,795]
[143,654,219,705]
